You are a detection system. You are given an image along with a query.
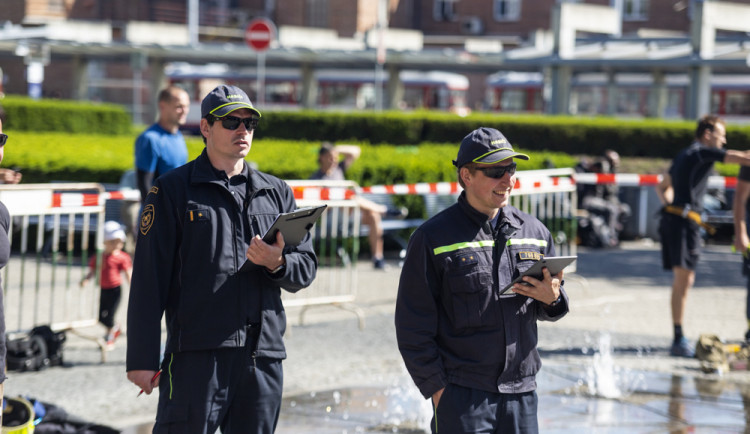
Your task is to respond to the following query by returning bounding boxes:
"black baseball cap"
[453,127,529,168]
[201,84,262,118]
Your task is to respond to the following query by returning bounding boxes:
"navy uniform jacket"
[126,149,317,372]
[395,192,569,399]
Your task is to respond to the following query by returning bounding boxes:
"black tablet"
[499,255,577,295]
[262,204,328,245]
[239,205,328,273]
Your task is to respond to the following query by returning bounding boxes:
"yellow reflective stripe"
[506,238,547,247]
[168,353,174,400]
[433,240,495,255]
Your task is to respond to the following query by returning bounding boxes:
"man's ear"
[460,167,471,185]
[200,118,210,141]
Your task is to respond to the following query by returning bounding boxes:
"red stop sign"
[245,18,275,52]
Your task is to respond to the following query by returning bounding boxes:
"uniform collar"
[190,149,274,193]
[457,192,522,236]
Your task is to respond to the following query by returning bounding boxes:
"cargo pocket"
[446,266,492,329]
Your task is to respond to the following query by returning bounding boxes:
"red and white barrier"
[52,190,141,208]
[571,173,737,189]
[43,172,740,209]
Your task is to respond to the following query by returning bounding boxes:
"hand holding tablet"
[500,256,577,295]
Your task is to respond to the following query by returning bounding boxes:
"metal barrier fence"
[283,180,364,329]
[0,173,577,342]
[0,183,109,358]
[283,169,578,324]
[512,168,578,263]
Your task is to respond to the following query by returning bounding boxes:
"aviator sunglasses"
[212,115,259,131]
[0,134,7,147]
[475,162,516,179]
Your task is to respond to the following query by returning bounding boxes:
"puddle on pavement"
[277,386,431,433]
[123,371,750,433]
[124,332,750,433]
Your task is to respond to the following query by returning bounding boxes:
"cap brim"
[475,149,530,164]
[210,102,262,118]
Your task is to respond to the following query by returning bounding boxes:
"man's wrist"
[547,294,563,307]
[267,257,286,274]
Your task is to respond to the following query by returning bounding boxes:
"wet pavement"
[7,239,750,433]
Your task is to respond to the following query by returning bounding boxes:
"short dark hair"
[457,163,478,189]
[319,141,335,157]
[158,85,187,104]
[696,114,724,139]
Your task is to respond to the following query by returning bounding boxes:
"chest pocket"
[182,206,219,263]
[444,252,495,330]
[508,244,546,281]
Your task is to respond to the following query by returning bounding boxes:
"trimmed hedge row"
[256,110,750,159]
[3,132,579,185]
[4,96,750,160]
[1,96,132,135]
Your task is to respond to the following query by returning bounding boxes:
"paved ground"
[4,239,750,432]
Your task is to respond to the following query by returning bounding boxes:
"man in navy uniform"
[126,85,317,433]
[396,127,569,433]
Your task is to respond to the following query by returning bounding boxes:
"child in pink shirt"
[81,221,132,348]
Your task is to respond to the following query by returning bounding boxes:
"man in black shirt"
[657,115,750,357]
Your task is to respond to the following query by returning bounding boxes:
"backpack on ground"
[6,325,66,372]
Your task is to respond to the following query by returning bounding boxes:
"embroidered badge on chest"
[517,251,543,261]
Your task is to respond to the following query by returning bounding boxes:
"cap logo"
[227,94,243,99]
[490,138,507,146]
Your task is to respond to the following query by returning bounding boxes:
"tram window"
[319,84,359,108]
[665,89,684,118]
[571,87,605,115]
[501,89,526,111]
[726,91,750,115]
[616,88,643,115]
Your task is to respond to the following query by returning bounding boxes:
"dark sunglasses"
[212,115,259,131]
[0,134,6,147]
[475,162,516,179]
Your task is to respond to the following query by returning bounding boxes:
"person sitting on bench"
[310,142,406,270]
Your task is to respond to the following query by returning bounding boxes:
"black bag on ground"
[6,325,66,372]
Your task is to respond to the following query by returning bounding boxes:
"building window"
[494,0,521,21]
[48,0,65,13]
[306,0,328,28]
[621,0,649,21]
[434,0,458,22]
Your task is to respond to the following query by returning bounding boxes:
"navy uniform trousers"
[152,329,283,434]
[432,383,538,434]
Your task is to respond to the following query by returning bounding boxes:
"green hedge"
[2,132,579,185]
[256,110,750,159]
[1,96,132,135]
[5,95,750,161]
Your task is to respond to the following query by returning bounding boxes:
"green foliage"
[2,132,577,185]
[256,110,425,145]
[1,96,132,135]
[257,110,750,159]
